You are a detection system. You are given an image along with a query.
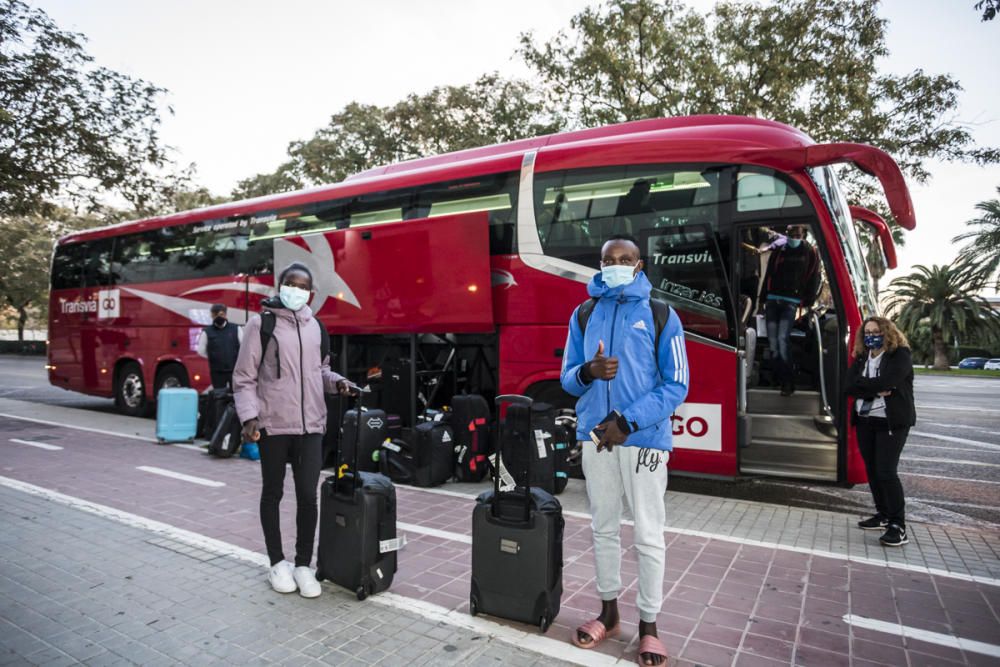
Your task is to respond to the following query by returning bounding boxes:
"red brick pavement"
[2,416,998,666]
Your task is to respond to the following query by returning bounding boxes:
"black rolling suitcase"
[316,390,400,600]
[470,394,563,632]
[503,402,558,494]
[340,408,388,472]
[412,421,454,487]
[451,393,491,482]
[207,390,241,458]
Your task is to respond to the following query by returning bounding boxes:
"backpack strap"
[258,310,279,378]
[576,297,599,336]
[318,319,330,364]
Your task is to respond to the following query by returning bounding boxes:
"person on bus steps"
[844,316,916,547]
[759,225,820,396]
[196,304,243,389]
[233,262,357,597]
[560,235,689,666]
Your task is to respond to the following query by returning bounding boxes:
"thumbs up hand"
[588,339,619,380]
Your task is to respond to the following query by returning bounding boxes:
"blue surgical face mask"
[602,264,638,289]
[787,238,803,249]
[279,285,310,311]
[864,334,884,350]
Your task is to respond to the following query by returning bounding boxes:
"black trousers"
[855,417,908,527]
[210,369,233,390]
[259,432,323,567]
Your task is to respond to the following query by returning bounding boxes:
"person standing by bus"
[844,316,915,547]
[759,225,820,396]
[233,263,356,597]
[560,235,689,666]
[196,304,243,389]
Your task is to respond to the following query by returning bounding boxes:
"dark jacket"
[843,346,916,430]
[760,242,821,308]
[203,322,240,373]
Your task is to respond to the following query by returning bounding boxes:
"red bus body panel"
[850,205,898,269]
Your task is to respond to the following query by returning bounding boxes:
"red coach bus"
[48,116,912,485]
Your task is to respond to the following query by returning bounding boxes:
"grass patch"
[914,367,1000,378]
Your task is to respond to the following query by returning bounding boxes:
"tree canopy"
[233,74,561,199]
[0,0,171,217]
[952,186,1000,290]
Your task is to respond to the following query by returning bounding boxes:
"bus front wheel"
[115,361,149,417]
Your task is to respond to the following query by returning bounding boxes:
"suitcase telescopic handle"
[339,386,367,493]
[492,394,533,522]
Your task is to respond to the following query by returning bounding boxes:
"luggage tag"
[534,429,550,459]
[379,535,406,553]
[382,440,402,453]
[491,452,517,492]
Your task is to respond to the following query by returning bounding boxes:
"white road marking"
[136,466,225,488]
[910,431,1000,452]
[398,522,471,545]
[926,422,998,434]
[904,456,1000,469]
[0,412,207,450]
[906,444,994,453]
[916,404,1000,415]
[845,614,1000,659]
[404,485,1000,587]
[901,471,1000,486]
[0,476,617,667]
[910,498,1000,511]
[8,438,63,451]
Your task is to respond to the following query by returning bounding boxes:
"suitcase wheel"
[356,585,367,601]
[469,595,478,617]
[539,612,552,633]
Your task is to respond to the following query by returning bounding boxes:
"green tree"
[234,73,562,197]
[952,186,1000,290]
[0,0,171,217]
[886,261,1000,370]
[976,1,999,21]
[519,0,998,222]
[0,216,53,340]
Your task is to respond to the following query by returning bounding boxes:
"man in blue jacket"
[560,235,688,666]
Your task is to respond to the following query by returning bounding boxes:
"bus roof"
[60,115,811,245]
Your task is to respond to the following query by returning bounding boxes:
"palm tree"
[885,261,1000,370]
[952,187,1000,290]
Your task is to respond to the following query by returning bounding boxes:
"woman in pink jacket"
[233,262,355,598]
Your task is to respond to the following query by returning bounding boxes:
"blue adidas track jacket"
[559,272,689,451]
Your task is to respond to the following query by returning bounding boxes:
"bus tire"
[154,363,189,400]
[115,361,149,418]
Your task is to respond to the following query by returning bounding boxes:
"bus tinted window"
[83,239,114,287]
[534,165,733,341]
[51,242,86,290]
[113,222,239,284]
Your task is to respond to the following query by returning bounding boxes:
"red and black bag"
[451,393,491,482]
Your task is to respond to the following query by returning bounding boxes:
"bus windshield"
[809,166,878,318]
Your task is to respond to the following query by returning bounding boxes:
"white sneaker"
[293,566,321,598]
[268,561,297,594]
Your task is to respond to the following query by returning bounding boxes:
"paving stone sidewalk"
[0,486,572,667]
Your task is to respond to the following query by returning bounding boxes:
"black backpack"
[576,297,670,363]
[258,310,330,377]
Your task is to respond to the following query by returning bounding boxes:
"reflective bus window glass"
[534,165,732,341]
[83,239,114,287]
[417,172,518,255]
[113,230,161,284]
[51,242,86,290]
[736,172,803,212]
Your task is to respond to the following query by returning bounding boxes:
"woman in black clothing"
[844,316,917,547]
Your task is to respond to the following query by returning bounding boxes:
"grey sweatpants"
[581,441,669,623]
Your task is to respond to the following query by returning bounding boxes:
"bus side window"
[51,243,87,290]
[83,239,114,287]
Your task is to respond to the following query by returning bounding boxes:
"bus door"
[731,221,841,480]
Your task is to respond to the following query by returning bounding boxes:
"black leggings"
[855,417,908,527]
[259,432,323,567]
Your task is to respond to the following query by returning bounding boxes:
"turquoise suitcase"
[156,387,199,442]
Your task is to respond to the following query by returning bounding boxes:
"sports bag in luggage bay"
[451,393,491,482]
[470,394,563,632]
[412,421,455,487]
[316,390,401,600]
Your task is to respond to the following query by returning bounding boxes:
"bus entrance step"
[747,389,822,415]
[739,435,838,482]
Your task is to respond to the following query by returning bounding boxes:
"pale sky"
[32,0,1000,291]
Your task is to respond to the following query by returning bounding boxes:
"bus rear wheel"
[115,361,149,417]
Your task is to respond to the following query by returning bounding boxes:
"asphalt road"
[2,354,997,528]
